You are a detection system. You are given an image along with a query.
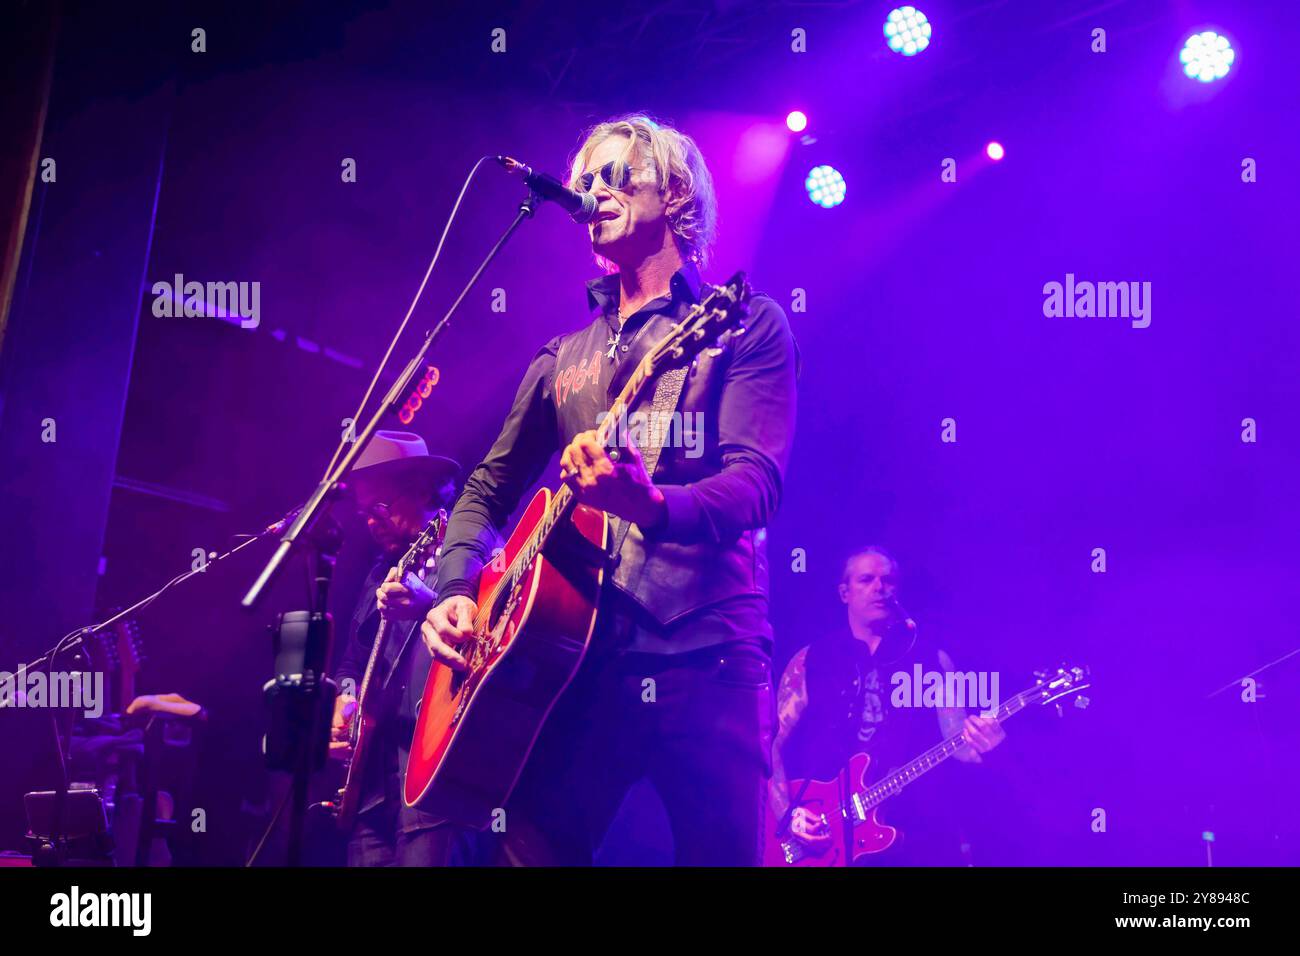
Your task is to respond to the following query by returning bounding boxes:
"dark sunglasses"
[577,161,642,194]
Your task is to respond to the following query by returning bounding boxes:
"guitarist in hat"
[330,430,463,866]
[420,114,799,865]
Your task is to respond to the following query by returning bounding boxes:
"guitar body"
[763,752,898,867]
[404,488,608,828]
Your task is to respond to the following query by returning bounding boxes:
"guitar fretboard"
[859,686,1042,810]
[470,288,730,633]
[356,518,441,709]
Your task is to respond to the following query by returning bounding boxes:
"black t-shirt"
[784,628,940,784]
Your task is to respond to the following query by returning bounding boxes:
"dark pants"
[346,803,465,867]
[484,639,774,866]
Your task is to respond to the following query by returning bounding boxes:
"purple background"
[2,0,1296,865]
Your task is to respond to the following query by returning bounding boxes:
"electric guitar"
[764,663,1091,867]
[333,512,446,830]
[404,272,752,827]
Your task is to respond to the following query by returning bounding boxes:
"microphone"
[887,594,918,632]
[874,594,918,665]
[496,156,598,223]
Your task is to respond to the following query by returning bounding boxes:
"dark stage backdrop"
[2,0,1296,865]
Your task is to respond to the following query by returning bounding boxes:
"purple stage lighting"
[885,6,932,56]
[786,110,808,133]
[1180,31,1235,82]
[986,141,1005,161]
[805,165,846,208]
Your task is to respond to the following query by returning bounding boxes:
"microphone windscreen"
[570,191,598,224]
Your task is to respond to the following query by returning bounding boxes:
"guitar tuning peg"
[1074,695,1090,710]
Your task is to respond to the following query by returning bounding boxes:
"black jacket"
[434,262,799,638]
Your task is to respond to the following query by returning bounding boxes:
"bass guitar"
[764,663,1091,866]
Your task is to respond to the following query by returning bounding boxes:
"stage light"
[398,365,441,425]
[884,6,932,56]
[986,141,1005,161]
[786,110,808,133]
[1179,31,1234,82]
[805,165,846,208]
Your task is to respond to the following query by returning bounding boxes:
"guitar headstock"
[83,612,145,675]
[647,270,751,373]
[1031,663,1091,711]
[112,616,145,678]
[398,510,448,577]
[82,612,146,715]
[82,628,120,675]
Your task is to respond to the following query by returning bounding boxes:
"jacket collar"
[585,260,703,315]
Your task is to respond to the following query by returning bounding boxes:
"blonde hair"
[566,114,718,269]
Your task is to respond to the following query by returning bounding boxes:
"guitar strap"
[606,364,689,564]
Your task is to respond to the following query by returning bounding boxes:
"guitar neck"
[357,527,433,706]
[470,278,745,633]
[858,686,1041,810]
[472,354,653,631]
[355,617,390,708]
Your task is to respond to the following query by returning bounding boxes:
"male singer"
[420,114,799,865]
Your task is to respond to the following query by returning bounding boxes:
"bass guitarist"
[771,545,1006,865]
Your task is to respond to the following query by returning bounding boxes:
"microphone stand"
[241,188,543,610]
[239,186,543,864]
[1205,646,1300,865]
[24,530,283,677]
[14,511,297,866]
[263,515,342,867]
